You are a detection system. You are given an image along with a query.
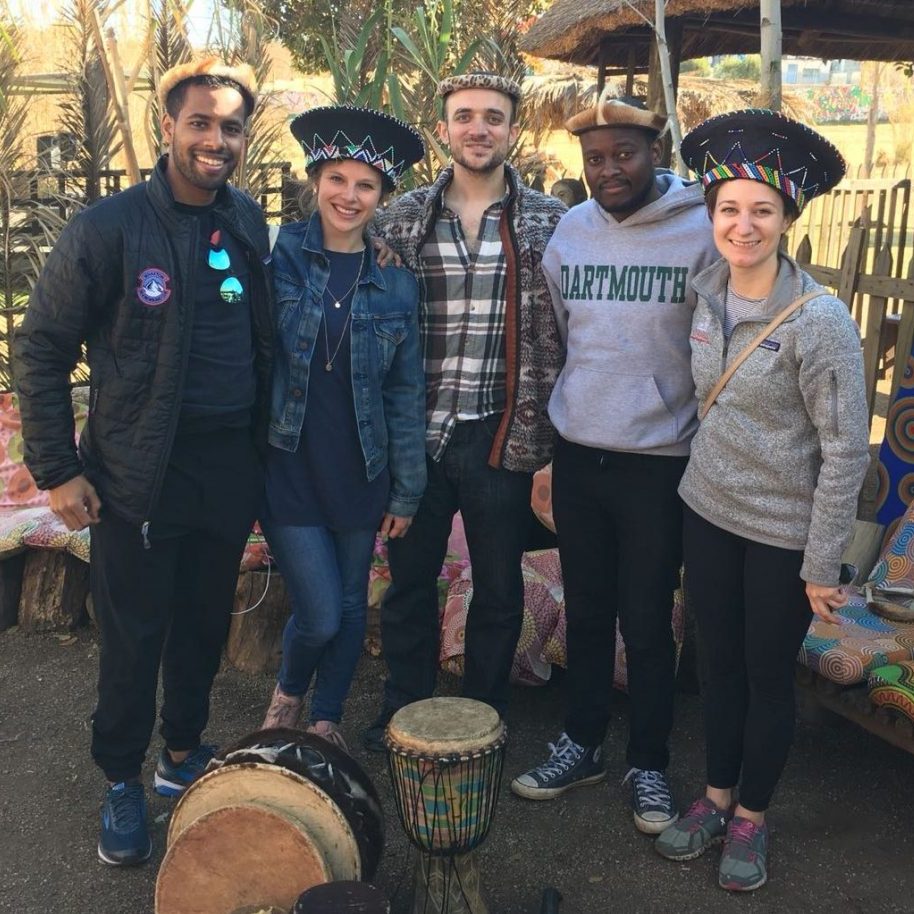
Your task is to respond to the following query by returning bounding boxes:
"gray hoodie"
[544,173,720,455]
[679,254,870,585]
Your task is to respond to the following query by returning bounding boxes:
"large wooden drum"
[155,728,384,914]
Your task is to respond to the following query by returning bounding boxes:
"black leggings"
[683,505,813,812]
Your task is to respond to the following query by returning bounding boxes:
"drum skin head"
[167,762,360,881]
[216,728,385,880]
[155,804,330,914]
[388,698,504,754]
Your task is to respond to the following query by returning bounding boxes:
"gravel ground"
[1,625,912,914]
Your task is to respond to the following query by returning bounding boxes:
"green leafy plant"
[0,24,69,388]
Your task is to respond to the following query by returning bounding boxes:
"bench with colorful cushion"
[796,499,914,751]
[0,390,270,632]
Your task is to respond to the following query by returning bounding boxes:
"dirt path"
[1,627,912,914]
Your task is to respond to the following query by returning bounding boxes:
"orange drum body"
[385,698,506,914]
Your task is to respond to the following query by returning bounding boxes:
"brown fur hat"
[158,57,258,114]
[565,88,666,137]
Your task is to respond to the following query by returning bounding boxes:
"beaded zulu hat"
[679,109,845,213]
[290,106,425,189]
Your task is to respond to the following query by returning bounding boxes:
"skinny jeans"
[261,522,377,723]
[556,438,686,771]
[381,415,532,716]
[683,505,813,812]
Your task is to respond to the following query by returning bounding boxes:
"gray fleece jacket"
[679,254,870,585]
[544,173,720,455]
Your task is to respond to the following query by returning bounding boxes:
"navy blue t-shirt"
[264,249,390,530]
[177,202,255,429]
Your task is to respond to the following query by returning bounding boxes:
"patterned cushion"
[799,593,914,684]
[868,661,914,724]
[0,390,88,509]
[867,498,914,590]
[439,544,685,689]
[530,463,555,533]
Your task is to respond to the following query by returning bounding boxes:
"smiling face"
[313,159,384,250]
[437,88,519,176]
[580,126,661,220]
[710,179,794,276]
[161,84,247,205]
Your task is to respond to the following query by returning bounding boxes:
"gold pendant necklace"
[321,247,366,372]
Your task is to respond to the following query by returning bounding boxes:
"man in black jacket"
[13,59,272,866]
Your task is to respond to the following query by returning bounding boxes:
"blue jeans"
[262,522,377,723]
[380,415,533,715]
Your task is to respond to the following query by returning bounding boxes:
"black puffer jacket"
[13,157,273,526]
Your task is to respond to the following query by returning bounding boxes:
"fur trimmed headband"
[565,88,666,136]
[437,72,522,104]
[158,58,258,113]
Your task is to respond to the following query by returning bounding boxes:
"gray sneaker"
[718,816,769,892]
[655,796,732,861]
[511,733,605,800]
[623,767,678,834]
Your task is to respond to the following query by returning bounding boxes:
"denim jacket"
[269,214,427,517]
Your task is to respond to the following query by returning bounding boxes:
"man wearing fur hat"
[511,95,719,834]
[362,72,566,750]
[13,60,272,865]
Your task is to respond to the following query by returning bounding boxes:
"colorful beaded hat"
[290,106,425,188]
[679,109,845,213]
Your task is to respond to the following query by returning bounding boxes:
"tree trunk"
[18,552,89,632]
[225,569,290,674]
[0,553,25,632]
[649,1,684,173]
[760,0,783,110]
[864,63,882,178]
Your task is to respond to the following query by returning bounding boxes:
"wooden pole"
[89,8,142,186]
[760,0,783,110]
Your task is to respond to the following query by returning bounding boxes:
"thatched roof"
[522,71,814,134]
[520,0,914,68]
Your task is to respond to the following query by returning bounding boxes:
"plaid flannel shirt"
[420,194,509,459]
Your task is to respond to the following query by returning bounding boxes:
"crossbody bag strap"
[698,290,828,421]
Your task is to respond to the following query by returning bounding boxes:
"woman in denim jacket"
[260,106,427,750]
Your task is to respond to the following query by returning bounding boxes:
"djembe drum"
[385,698,506,914]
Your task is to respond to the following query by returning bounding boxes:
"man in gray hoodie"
[511,96,719,834]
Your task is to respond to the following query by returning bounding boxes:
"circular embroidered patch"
[136,267,172,306]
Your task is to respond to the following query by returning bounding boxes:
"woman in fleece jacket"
[654,111,869,891]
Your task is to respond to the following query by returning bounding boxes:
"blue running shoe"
[153,744,216,797]
[98,781,151,866]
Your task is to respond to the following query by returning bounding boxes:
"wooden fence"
[795,213,914,423]
[15,161,299,225]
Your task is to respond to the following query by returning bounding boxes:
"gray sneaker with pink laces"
[718,816,769,891]
[654,796,732,861]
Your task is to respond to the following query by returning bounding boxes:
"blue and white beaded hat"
[290,105,425,189]
[679,109,845,213]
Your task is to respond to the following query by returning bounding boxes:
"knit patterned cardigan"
[374,164,566,473]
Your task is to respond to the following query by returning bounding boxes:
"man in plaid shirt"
[364,72,566,750]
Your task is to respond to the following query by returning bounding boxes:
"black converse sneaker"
[623,767,679,834]
[511,732,605,800]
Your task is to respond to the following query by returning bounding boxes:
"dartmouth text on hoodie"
[544,173,720,456]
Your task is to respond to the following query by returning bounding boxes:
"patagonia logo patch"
[690,328,710,344]
[758,338,781,352]
[136,267,171,307]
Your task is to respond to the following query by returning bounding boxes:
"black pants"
[90,427,261,781]
[683,505,812,812]
[555,438,687,771]
[381,416,533,716]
